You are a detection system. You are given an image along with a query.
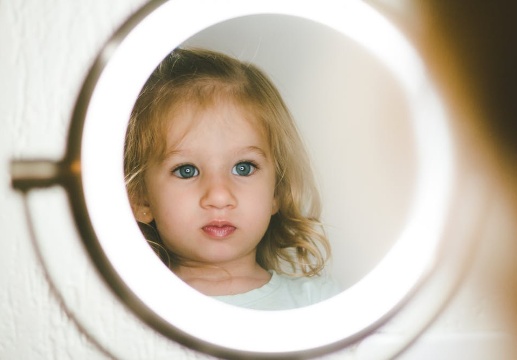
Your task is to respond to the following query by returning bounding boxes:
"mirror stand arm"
[10,159,80,192]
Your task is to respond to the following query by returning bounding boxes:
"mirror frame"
[13,0,456,358]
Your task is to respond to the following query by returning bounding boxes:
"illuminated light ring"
[81,0,454,355]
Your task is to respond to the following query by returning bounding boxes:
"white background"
[1,0,516,359]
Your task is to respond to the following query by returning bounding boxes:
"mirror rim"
[69,0,455,357]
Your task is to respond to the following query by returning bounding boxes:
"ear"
[271,196,279,215]
[130,196,154,224]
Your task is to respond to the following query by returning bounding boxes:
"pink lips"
[202,221,236,238]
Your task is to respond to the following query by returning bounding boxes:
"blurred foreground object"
[421,0,517,348]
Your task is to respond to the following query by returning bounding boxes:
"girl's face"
[136,101,278,268]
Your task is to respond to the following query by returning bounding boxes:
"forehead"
[163,99,268,148]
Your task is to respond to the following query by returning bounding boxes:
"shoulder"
[212,271,342,310]
[274,271,342,306]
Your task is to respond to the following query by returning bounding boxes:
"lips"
[202,221,236,238]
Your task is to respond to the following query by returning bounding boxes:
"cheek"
[249,179,277,213]
[152,191,194,241]
[148,184,186,220]
[152,186,187,213]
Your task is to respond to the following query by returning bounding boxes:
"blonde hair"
[124,48,330,276]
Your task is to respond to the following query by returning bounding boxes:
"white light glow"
[81,0,454,354]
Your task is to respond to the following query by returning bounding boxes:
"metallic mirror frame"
[10,0,481,358]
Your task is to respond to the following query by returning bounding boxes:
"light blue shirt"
[213,271,342,310]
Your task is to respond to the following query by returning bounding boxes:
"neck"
[172,258,271,296]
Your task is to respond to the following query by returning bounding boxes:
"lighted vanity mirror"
[12,0,455,358]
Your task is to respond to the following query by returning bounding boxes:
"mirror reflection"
[124,48,341,310]
[122,14,415,311]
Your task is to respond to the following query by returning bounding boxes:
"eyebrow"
[240,145,268,159]
[160,145,269,163]
[159,148,184,163]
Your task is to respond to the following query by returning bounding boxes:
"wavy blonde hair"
[124,48,330,276]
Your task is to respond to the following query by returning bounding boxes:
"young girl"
[124,48,341,310]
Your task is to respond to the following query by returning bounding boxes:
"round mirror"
[81,0,453,355]
[12,0,459,358]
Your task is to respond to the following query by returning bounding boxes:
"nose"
[199,172,237,210]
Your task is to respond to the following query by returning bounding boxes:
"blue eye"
[232,162,256,176]
[172,164,199,178]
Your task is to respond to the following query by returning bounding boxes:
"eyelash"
[232,161,259,177]
[171,164,199,179]
[170,161,259,179]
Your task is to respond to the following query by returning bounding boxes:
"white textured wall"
[0,1,185,359]
[1,1,517,359]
